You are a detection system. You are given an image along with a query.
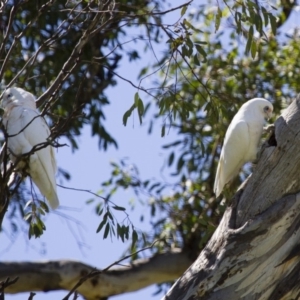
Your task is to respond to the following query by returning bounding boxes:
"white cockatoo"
[214,98,273,197]
[1,87,59,209]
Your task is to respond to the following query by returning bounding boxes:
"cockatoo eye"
[263,105,273,120]
[6,93,12,98]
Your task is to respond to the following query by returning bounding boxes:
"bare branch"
[0,277,19,298]
[0,251,192,299]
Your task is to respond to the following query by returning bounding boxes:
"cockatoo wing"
[214,120,250,197]
[21,109,59,209]
[5,106,59,209]
[2,87,59,209]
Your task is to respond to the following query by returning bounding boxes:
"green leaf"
[254,14,262,34]
[103,223,110,239]
[110,224,115,236]
[162,140,182,149]
[269,14,277,35]
[161,124,165,137]
[95,204,103,215]
[151,204,156,216]
[261,7,268,24]
[215,7,222,32]
[138,98,144,125]
[33,224,42,238]
[138,98,144,114]
[123,225,129,240]
[168,152,175,166]
[149,182,160,192]
[199,140,206,156]
[138,67,148,79]
[182,45,188,58]
[112,205,126,211]
[24,212,32,222]
[186,37,194,56]
[36,217,46,231]
[96,218,106,233]
[194,54,200,66]
[245,25,254,54]
[117,224,125,242]
[131,229,138,250]
[123,110,131,126]
[235,12,242,32]
[195,44,207,58]
[122,103,136,126]
[181,5,187,16]
[134,92,139,106]
[177,154,185,173]
[39,201,49,213]
[251,40,257,59]
[98,208,104,216]
[107,210,113,221]
[28,224,34,239]
[24,199,33,209]
[86,198,95,204]
[37,207,46,216]
[183,19,196,30]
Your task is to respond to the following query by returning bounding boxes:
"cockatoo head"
[1,87,37,110]
[244,98,273,121]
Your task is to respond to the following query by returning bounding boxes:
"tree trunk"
[163,95,300,300]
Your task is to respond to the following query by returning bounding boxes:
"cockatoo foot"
[263,124,275,134]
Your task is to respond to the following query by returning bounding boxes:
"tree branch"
[0,251,192,299]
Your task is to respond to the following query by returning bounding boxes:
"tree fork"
[164,94,300,300]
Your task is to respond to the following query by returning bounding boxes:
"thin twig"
[101,65,160,101]
[56,183,132,220]
[57,184,107,201]
[62,239,160,300]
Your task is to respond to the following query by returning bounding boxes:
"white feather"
[214,98,273,197]
[2,87,59,209]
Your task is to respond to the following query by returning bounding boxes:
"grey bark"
[163,95,300,300]
[0,251,192,299]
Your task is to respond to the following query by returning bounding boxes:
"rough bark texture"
[0,251,192,299]
[163,95,300,300]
